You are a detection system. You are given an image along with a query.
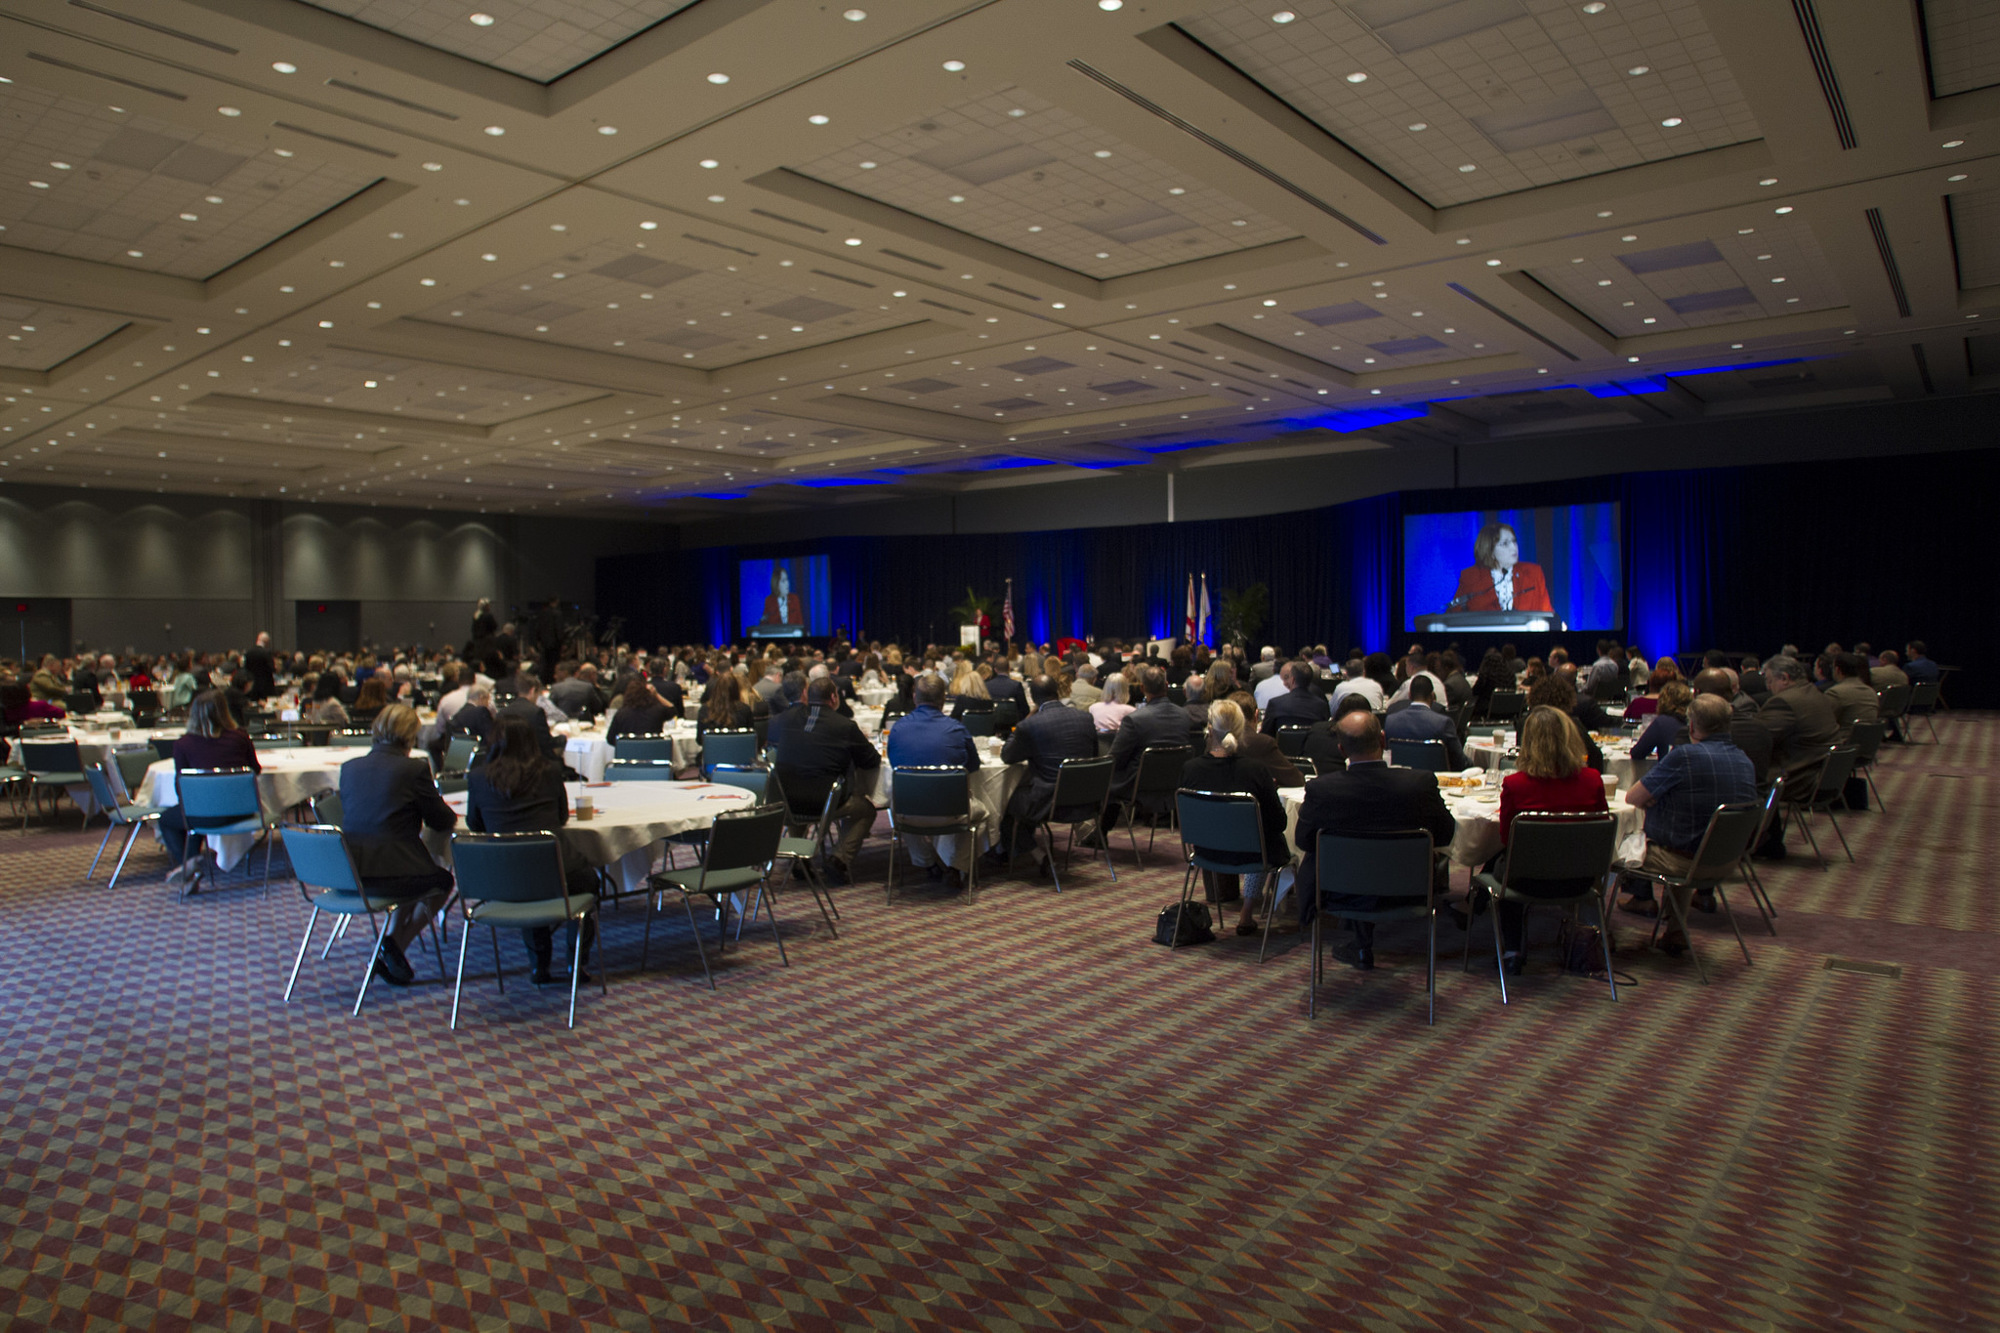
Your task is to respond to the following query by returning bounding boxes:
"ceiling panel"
[230,349,600,421]
[413,241,918,367]
[794,87,1296,279]
[300,0,700,83]
[0,298,128,372]
[0,82,379,280]
[1948,186,2000,290]
[1179,0,1760,207]
[1525,216,1845,337]
[1922,0,2000,97]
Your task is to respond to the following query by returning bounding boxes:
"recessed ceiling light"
[272,61,297,74]
[180,212,198,221]
[217,106,241,117]
[1408,122,1429,131]
[1458,163,1477,173]
[1627,65,1650,75]
[1168,187,1186,195]
[469,12,495,25]
[597,125,617,135]
[1759,177,1778,185]
[480,252,498,261]
[859,160,878,169]
[1485,258,1502,266]
[947,194,966,203]
[844,237,863,246]
[707,72,730,84]
[127,249,143,258]
[843,8,867,18]
[422,162,443,171]
[1621,234,1637,241]
[1596,279,1612,286]
[1272,10,1296,22]
[640,220,658,229]
[1262,299,1277,306]
[707,194,725,203]
[1455,237,1470,244]
[27,180,48,189]
[483,125,504,136]
[1345,71,1368,83]
[1099,0,1123,9]
[1008,108,1026,117]
[318,320,333,328]
[1093,150,1113,159]
[1949,173,1968,181]
[1738,227,1755,234]
[1774,205,1793,214]
[942,60,965,71]
[419,278,436,286]
[1770,276,1785,283]
[1943,139,1964,148]
[1582,2,1606,12]
[698,159,719,170]
[1731,343,1743,349]
[1661,117,1683,127]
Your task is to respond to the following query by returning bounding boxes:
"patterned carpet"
[1,719,1994,1331]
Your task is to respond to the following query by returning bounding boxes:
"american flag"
[1002,578,1014,642]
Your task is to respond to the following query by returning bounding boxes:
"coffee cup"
[574,793,594,820]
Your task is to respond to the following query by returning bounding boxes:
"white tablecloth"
[856,685,896,707]
[138,746,372,869]
[1278,780,1641,871]
[558,720,704,780]
[1467,734,1651,791]
[863,747,1026,846]
[440,780,755,894]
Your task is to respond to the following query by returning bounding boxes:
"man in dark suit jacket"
[988,675,1098,867]
[771,676,880,883]
[1293,712,1456,968]
[985,670,1025,708]
[1383,676,1468,769]
[1260,662,1331,738]
[1110,667,1195,799]
[434,686,495,768]
[1751,655,1840,859]
[495,676,565,758]
[244,632,278,701]
[339,706,458,984]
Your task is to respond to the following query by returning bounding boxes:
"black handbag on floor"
[1153,901,1215,946]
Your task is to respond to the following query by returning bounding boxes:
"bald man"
[1292,710,1456,969]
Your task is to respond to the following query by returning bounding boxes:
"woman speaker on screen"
[1449,522,1553,614]
[761,562,806,630]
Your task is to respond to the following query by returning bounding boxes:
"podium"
[1412,611,1558,634]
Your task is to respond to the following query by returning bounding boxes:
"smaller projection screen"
[740,555,831,638]
[1403,503,1622,633]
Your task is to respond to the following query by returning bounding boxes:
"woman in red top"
[1449,521,1554,614]
[1492,705,1606,968]
[1623,661,1680,719]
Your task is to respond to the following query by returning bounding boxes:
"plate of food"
[1436,773,1485,792]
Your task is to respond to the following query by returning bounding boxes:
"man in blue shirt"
[1622,694,1757,954]
[886,674,982,888]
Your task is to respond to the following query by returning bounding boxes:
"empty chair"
[1120,745,1189,865]
[607,759,679,781]
[706,762,774,801]
[701,728,759,773]
[449,832,603,1029]
[1612,803,1762,984]
[1274,725,1311,759]
[989,699,1021,735]
[1874,682,1911,740]
[960,710,996,738]
[82,764,164,890]
[643,804,788,987]
[1389,738,1450,772]
[1483,691,1525,725]
[19,739,89,833]
[1463,812,1618,1005]
[443,734,479,773]
[1309,831,1443,1023]
[1029,755,1118,893]
[1848,721,1886,812]
[886,766,979,905]
[111,747,158,802]
[281,824,433,1014]
[1786,746,1860,869]
[1906,680,1941,743]
[174,767,277,898]
[611,735,677,763]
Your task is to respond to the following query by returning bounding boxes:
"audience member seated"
[1301,693,1373,774]
[465,716,596,985]
[1185,662,1235,727]
[160,690,260,887]
[1109,667,1190,809]
[947,667,993,718]
[771,676,880,885]
[1067,665,1103,709]
[551,663,608,721]
[1329,658,1385,715]
[607,677,674,744]
[885,673,982,889]
[349,675,390,727]
[1227,692,1304,789]
[1825,653,1879,743]
[695,671,755,741]
[1526,673,1605,772]
[1387,651,1446,707]
[1439,651,1472,710]
[1383,675,1467,768]
[1692,669,1772,780]
[1625,661,1681,719]
[1750,654,1839,860]
[987,674,1098,872]
[2,682,65,727]
[1631,680,1692,760]
[1252,657,1291,710]
[1901,641,1938,684]
[1292,711,1456,969]
[337,705,457,986]
[308,672,350,727]
[1621,695,1758,953]
[496,675,565,759]
[1090,674,1135,732]
[1487,705,1607,969]
[1469,651,1513,717]
[1179,700,1290,937]
[1261,662,1331,737]
[434,685,494,768]
[1869,649,1909,692]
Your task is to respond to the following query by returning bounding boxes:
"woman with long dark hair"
[465,717,597,985]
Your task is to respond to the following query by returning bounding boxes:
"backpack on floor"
[1153,900,1215,947]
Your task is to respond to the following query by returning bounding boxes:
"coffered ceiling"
[0,0,1994,519]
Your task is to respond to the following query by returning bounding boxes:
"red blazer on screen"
[1451,563,1553,613]
[763,593,805,625]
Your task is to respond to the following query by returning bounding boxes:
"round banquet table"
[437,779,756,894]
[561,721,703,780]
[1277,777,1642,874]
[1466,732,1651,791]
[63,724,183,769]
[855,684,896,707]
[137,746,372,869]
[861,742,1026,848]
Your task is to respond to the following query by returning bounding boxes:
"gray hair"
[1762,655,1803,686]
[468,685,493,705]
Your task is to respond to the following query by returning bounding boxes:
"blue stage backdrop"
[1403,502,1622,631]
[597,447,1995,706]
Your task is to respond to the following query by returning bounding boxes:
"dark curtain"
[598,447,1998,705]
